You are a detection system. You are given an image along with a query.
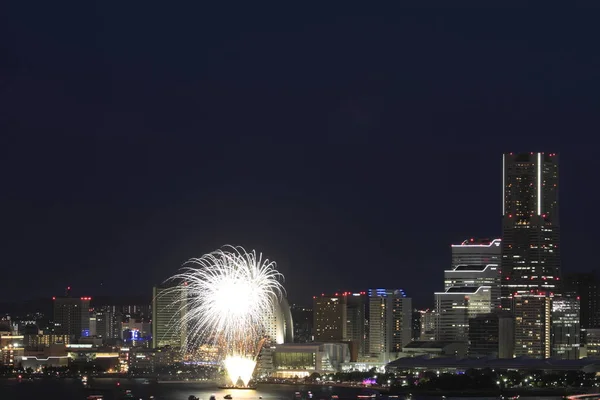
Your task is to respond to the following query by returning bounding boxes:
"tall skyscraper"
[564,272,600,343]
[501,152,561,310]
[435,286,492,342]
[313,295,347,342]
[468,312,514,358]
[263,296,294,344]
[53,294,91,338]
[447,238,502,310]
[513,294,552,358]
[551,297,580,359]
[367,289,411,363]
[346,292,367,356]
[152,284,187,348]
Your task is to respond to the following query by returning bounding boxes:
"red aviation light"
[312,296,316,299]
[52,297,56,300]
[577,296,581,300]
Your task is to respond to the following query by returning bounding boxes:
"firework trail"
[163,246,284,386]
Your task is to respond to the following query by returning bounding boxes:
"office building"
[564,272,600,343]
[346,292,367,356]
[263,296,294,344]
[313,295,347,342]
[435,286,492,342]
[551,297,580,359]
[411,311,421,341]
[586,329,600,357]
[501,152,561,310]
[513,294,552,358]
[448,238,502,310]
[290,305,313,343]
[419,309,437,341]
[468,312,514,358]
[53,294,91,338]
[152,284,187,348]
[367,289,412,363]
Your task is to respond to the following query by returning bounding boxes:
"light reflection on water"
[0,379,567,400]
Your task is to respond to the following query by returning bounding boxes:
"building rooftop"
[453,238,501,247]
[451,264,494,271]
[444,286,483,294]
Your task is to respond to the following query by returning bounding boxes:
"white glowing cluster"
[167,246,284,386]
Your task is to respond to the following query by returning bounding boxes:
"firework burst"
[164,246,284,386]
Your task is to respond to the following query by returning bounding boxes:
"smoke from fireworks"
[165,246,284,386]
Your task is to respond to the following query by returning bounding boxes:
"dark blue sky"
[1,4,599,307]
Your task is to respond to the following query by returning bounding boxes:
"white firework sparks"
[165,246,284,386]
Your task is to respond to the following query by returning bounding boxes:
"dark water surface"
[0,379,565,400]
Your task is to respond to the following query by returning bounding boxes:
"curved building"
[264,295,294,344]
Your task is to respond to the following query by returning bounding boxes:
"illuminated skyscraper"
[447,238,502,310]
[53,294,91,338]
[151,284,187,348]
[313,295,347,342]
[551,297,580,359]
[513,294,552,358]
[501,152,561,310]
[367,289,411,363]
[435,286,492,342]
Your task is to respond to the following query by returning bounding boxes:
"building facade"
[513,294,552,358]
[447,238,502,310]
[468,312,514,358]
[435,286,492,342]
[313,295,347,342]
[551,297,580,360]
[53,296,91,338]
[367,289,412,363]
[564,272,600,343]
[151,284,187,348]
[501,152,561,310]
[346,293,367,356]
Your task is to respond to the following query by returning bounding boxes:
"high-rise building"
[501,152,561,310]
[411,311,421,341]
[313,295,347,342]
[419,309,437,341]
[564,272,600,343]
[551,297,580,360]
[513,294,552,358]
[435,286,492,342]
[367,289,412,363]
[346,292,367,356]
[290,305,313,343]
[53,295,91,338]
[152,284,187,348]
[447,238,502,310]
[468,312,514,358]
[263,296,294,344]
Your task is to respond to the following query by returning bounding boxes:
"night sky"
[2,4,600,308]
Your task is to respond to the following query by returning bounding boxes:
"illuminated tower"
[367,289,411,363]
[447,238,502,310]
[501,152,561,310]
[152,284,188,348]
[53,290,91,338]
[313,294,347,342]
